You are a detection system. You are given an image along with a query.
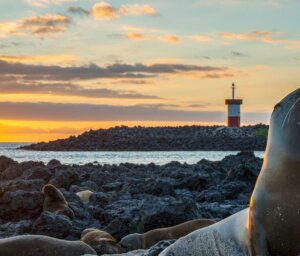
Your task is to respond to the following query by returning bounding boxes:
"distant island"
[20,125,268,151]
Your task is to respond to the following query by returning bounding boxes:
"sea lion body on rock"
[160,209,250,256]
[120,218,215,250]
[0,235,96,256]
[160,88,300,256]
[42,184,75,219]
[81,228,124,254]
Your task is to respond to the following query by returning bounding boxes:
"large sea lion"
[160,88,300,256]
[0,234,97,256]
[249,88,300,255]
[42,184,75,219]
[120,218,216,250]
[81,228,124,254]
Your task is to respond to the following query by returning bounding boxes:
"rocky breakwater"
[0,152,262,254]
[20,125,268,151]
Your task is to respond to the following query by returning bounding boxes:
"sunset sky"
[0,0,299,142]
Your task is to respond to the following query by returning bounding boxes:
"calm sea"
[0,143,264,166]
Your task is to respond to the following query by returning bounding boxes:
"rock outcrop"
[20,125,268,151]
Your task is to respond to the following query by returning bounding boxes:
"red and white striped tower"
[225,83,243,127]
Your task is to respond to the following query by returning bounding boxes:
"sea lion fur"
[120,218,215,250]
[81,228,124,254]
[0,234,96,256]
[42,184,75,219]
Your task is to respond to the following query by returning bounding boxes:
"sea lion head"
[268,88,300,159]
[42,184,57,197]
[119,233,142,250]
[81,229,122,254]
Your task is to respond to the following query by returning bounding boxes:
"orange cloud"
[161,35,180,44]
[219,31,300,48]
[189,35,214,42]
[126,32,146,40]
[25,0,78,8]
[90,3,158,21]
[91,2,117,20]
[122,25,145,32]
[119,4,157,16]
[0,14,70,37]
[147,58,181,65]
[122,27,180,44]
[219,31,277,42]
[0,22,22,38]
[0,54,77,65]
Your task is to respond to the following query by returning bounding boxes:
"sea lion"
[160,88,300,256]
[81,228,124,254]
[249,88,300,255]
[160,209,250,255]
[0,234,97,256]
[42,184,75,219]
[120,218,216,250]
[76,190,93,203]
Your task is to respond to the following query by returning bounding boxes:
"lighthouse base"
[227,117,240,127]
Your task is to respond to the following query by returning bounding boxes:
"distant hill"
[20,125,268,151]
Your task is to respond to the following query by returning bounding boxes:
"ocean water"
[0,143,264,166]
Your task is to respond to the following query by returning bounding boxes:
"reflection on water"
[0,143,264,165]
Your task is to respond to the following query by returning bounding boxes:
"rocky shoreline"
[20,125,268,151]
[0,152,262,255]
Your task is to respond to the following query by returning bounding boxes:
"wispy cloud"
[196,0,284,7]
[68,2,158,20]
[119,4,158,16]
[161,35,180,44]
[0,22,21,38]
[25,0,78,8]
[19,14,71,34]
[67,6,90,16]
[112,79,154,85]
[126,32,146,40]
[187,30,300,49]
[0,76,159,99]
[0,101,225,121]
[0,54,76,65]
[0,101,270,123]
[219,31,278,43]
[117,26,180,44]
[0,60,229,81]
[0,14,71,37]
[189,35,214,42]
[187,104,209,108]
[232,51,247,57]
[219,30,300,48]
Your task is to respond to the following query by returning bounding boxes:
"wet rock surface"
[0,152,262,254]
[20,125,268,151]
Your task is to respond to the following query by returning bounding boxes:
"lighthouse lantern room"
[225,83,243,127]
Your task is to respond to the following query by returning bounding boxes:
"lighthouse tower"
[225,83,243,127]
